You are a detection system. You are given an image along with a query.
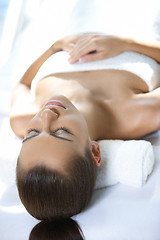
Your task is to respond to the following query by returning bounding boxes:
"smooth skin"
[10,33,160,172]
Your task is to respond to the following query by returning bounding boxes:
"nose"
[41,109,59,132]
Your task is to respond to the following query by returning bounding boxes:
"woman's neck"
[70,90,105,141]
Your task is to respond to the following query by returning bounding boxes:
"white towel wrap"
[95,140,155,189]
[31,51,160,95]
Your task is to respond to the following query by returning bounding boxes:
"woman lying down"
[10,33,160,239]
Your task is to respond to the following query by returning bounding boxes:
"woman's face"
[19,95,91,173]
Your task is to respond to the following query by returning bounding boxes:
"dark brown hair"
[16,148,96,239]
[29,219,85,240]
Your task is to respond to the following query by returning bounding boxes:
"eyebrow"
[22,133,73,143]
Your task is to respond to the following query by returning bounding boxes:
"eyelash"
[27,127,71,135]
[27,128,40,134]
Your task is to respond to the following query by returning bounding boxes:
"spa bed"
[0,0,160,239]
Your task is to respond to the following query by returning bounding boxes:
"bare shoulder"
[114,89,160,139]
[10,83,39,138]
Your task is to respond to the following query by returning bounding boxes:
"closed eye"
[23,127,73,143]
[27,127,72,135]
[27,128,40,135]
[52,127,72,134]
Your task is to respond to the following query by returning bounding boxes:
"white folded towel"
[95,140,155,189]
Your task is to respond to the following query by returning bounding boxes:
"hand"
[68,34,127,63]
[52,34,84,53]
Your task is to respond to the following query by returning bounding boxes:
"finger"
[68,35,89,53]
[68,35,97,61]
[70,36,95,56]
[79,52,104,63]
[69,43,97,63]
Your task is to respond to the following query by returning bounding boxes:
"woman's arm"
[10,43,61,137]
[15,44,60,89]
[126,38,160,63]
[67,34,160,63]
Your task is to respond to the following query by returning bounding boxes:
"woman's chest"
[34,69,148,106]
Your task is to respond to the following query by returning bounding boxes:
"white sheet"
[0,0,160,239]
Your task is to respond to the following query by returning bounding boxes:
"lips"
[44,100,66,109]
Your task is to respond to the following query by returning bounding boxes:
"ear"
[90,141,101,167]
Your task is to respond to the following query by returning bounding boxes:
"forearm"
[11,43,60,109]
[19,44,60,88]
[67,33,160,63]
[124,38,160,63]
